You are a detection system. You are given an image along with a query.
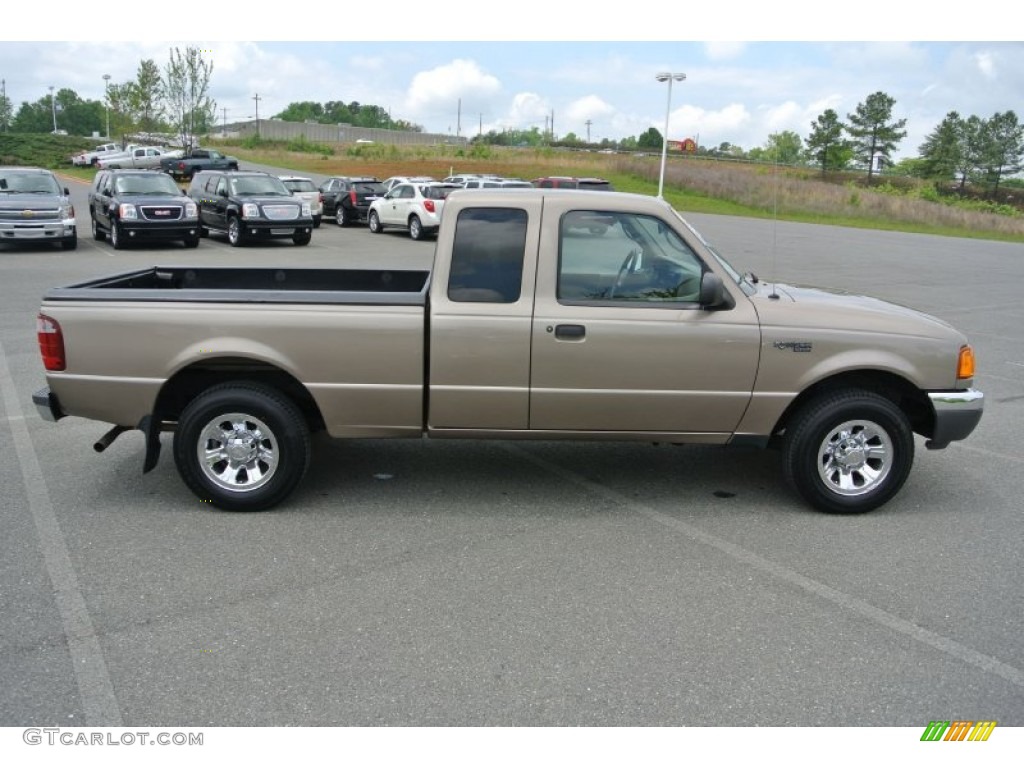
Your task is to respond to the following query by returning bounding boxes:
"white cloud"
[503,92,551,130]
[974,52,997,79]
[704,42,746,61]
[404,59,501,120]
[564,95,615,125]
[671,103,751,145]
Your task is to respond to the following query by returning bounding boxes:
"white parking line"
[502,443,1024,691]
[0,342,123,725]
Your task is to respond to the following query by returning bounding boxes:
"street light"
[102,74,111,138]
[655,72,686,199]
[48,85,57,133]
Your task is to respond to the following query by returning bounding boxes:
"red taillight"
[37,313,66,371]
[349,190,357,205]
[178,161,186,170]
[424,200,436,213]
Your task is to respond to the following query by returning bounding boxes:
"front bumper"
[241,220,314,238]
[33,387,65,422]
[0,219,76,242]
[120,221,199,241]
[926,388,984,449]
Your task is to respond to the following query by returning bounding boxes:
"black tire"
[782,388,914,514]
[172,382,311,512]
[184,235,200,248]
[91,216,105,242]
[368,210,383,233]
[110,220,124,250]
[335,204,349,227]
[61,235,77,251]
[199,224,209,238]
[408,215,423,241]
[313,216,321,229]
[293,232,311,246]
[227,216,245,247]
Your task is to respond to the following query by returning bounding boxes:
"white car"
[367,182,460,240]
[380,175,436,193]
[279,176,324,227]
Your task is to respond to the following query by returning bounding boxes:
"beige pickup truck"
[33,190,983,514]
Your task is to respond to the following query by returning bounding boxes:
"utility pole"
[102,74,111,138]
[585,119,592,144]
[222,107,228,137]
[550,109,555,141]
[252,93,261,139]
[49,85,57,133]
[479,113,482,137]
[1,78,7,132]
[456,98,461,139]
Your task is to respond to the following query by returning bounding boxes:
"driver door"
[529,206,761,435]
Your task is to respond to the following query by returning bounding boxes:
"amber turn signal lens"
[957,345,975,379]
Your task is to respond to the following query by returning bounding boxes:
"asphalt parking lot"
[1,169,1022,727]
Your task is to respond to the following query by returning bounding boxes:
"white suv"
[367,182,461,240]
[279,176,324,227]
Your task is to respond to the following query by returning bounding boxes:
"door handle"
[553,324,586,340]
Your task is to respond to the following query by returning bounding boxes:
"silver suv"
[0,167,77,250]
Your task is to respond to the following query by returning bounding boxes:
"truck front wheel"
[173,383,311,512]
[781,388,914,514]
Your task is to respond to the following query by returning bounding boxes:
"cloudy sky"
[3,6,1019,159]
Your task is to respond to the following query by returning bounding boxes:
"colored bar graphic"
[921,721,950,741]
[968,721,997,741]
[944,721,973,741]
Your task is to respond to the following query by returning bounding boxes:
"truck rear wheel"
[227,216,246,247]
[173,383,311,512]
[782,388,914,514]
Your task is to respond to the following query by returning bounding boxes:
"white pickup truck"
[32,190,983,514]
[96,146,183,170]
[70,143,120,167]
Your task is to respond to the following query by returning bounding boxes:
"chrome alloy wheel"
[816,419,893,496]
[197,413,279,493]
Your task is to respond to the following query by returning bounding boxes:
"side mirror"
[699,272,731,309]
[218,189,228,198]
[64,187,70,195]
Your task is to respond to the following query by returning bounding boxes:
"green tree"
[805,110,851,175]
[846,91,907,179]
[162,46,215,149]
[918,111,963,182]
[751,131,803,165]
[981,110,1023,197]
[134,59,164,134]
[637,126,663,149]
[275,101,326,122]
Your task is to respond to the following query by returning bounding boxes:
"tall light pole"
[49,85,57,133]
[655,72,686,199]
[102,74,111,138]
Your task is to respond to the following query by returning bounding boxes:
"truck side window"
[557,210,705,305]
[448,208,527,304]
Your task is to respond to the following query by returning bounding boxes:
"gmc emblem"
[153,209,171,217]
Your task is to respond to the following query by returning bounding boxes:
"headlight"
[185,202,198,218]
[241,203,260,219]
[59,204,74,219]
[118,204,137,220]
[301,203,311,217]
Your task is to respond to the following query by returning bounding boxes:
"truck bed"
[44,266,431,305]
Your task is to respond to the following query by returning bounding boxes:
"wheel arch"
[770,369,933,446]
[152,357,326,433]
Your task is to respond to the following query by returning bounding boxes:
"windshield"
[671,210,755,295]
[283,179,317,193]
[421,185,458,200]
[229,177,290,196]
[0,171,61,194]
[114,175,182,195]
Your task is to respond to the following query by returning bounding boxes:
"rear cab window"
[447,208,528,304]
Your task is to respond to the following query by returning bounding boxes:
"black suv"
[319,176,386,227]
[188,171,314,246]
[89,169,200,249]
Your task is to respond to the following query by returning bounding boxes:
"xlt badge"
[773,341,813,352]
